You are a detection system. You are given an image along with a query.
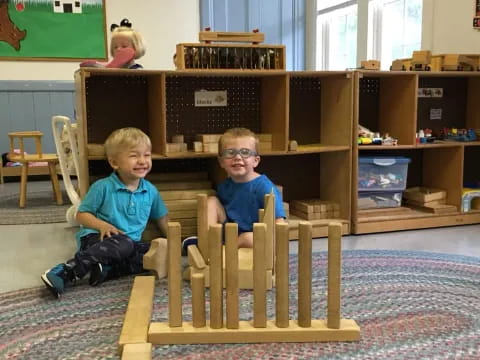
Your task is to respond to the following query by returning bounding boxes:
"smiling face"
[218,136,260,183]
[108,142,152,186]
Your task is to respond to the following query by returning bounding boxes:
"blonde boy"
[42,128,168,298]
[183,127,285,250]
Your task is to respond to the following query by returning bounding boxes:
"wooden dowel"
[197,194,209,259]
[168,222,182,327]
[275,222,290,328]
[253,223,267,328]
[209,224,223,329]
[327,222,342,329]
[191,273,206,328]
[298,221,312,328]
[225,223,239,329]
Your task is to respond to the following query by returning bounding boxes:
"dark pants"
[68,233,150,280]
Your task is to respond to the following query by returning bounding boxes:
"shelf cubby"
[357,71,417,146]
[289,72,353,152]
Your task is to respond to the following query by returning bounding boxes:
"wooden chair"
[8,131,63,208]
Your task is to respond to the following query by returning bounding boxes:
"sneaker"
[89,263,112,286]
[41,263,76,298]
[181,236,198,256]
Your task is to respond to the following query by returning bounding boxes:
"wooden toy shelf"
[74,68,354,239]
[352,71,480,234]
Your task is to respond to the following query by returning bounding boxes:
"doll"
[80,19,146,69]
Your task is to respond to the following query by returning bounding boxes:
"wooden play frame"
[118,218,361,359]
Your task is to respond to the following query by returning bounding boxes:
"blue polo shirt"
[75,172,168,244]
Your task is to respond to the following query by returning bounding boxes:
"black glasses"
[220,148,258,159]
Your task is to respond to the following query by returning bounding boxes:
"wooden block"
[257,133,272,142]
[118,276,155,350]
[225,223,239,329]
[404,198,446,207]
[168,223,182,327]
[327,222,342,329]
[288,140,298,151]
[253,223,267,328]
[188,245,207,269]
[155,181,212,191]
[424,204,457,214]
[199,31,265,43]
[290,200,314,214]
[166,143,187,153]
[164,199,197,211]
[196,134,222,143]
[161,189,215,201]
[121,343,152,360]
[149,319,361,344]
[172,134,184,143]
[191,273,206,328]
[298,222,312,328]
[193,141,203,152]
[168,209,197,219]
[289,208,316,220]
[258,141,272,152]
[403,187,446,203]
[142,238,167,279]
[203,142,219,153]
[275,223,290,328]
[87,143,105,156]
[147,172,208,182]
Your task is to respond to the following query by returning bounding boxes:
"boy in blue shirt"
[42,127,168,298]
[183,127,285,250]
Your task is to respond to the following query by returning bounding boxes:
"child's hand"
[99,223,123,240]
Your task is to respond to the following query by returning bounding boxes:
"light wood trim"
[121,343,152,360]
[327,222,342,329]
[298,222,312,328]
[209,224,223,329]
[167,222,182,327]
[275,223,290,328]
[118,276,155,349]
[148,319,361,344]
[199,31,265,43]
[197,193,209,262]
[253,223,267,328]
[225,223,239,329]
[191,273,206,328]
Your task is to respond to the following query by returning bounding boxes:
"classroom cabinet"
[74,68,354,239]
[352,71,480,234]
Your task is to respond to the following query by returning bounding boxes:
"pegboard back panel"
[289,76,322,145]
[165,75,262,146]
[85,75,153,144]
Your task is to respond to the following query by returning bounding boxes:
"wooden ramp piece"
[121,343,152,360]
[118,276,156,352]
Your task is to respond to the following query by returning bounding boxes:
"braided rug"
[1,250,479,359]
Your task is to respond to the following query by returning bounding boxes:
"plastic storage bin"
[358,157,411,192]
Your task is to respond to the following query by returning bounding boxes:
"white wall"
[423,0,480,53]
[0,0,200,80]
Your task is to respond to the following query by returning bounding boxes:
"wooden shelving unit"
[74,68,354,239]
[352,71,480,234]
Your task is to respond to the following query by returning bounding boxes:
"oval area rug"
[0,190,69,225]
[1,250,479,359]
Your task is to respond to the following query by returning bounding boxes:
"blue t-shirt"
[217,174,285,233]
[76,172,168,244]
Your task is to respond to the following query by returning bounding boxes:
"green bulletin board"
[0,0,107,60]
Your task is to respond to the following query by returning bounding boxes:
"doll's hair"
[104,127,151,158]
[218,127,259,154]
[110,27,146,59]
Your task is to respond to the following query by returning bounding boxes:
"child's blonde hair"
[110,27,146,59]
[104,127,151,158]
[218,127,259,154]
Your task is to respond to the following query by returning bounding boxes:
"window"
[315,0,422,70]
[368,0,422,70]
[316,1,358,70]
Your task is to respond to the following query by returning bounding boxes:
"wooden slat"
[155,181,212,191]
[149,319,361,344]
[121,343,152,360]
[275,223,290,328]
[199,31,265,43]
[298,222,312,328]
[253,223,267,328]
[161,189,215,201]
[168,223,182,327]
[209,224,223,329]
[118,276,155,349]
[327,222,342,329]
[225,223,239,329]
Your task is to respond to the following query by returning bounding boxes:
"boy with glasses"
[183,127,285,251]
